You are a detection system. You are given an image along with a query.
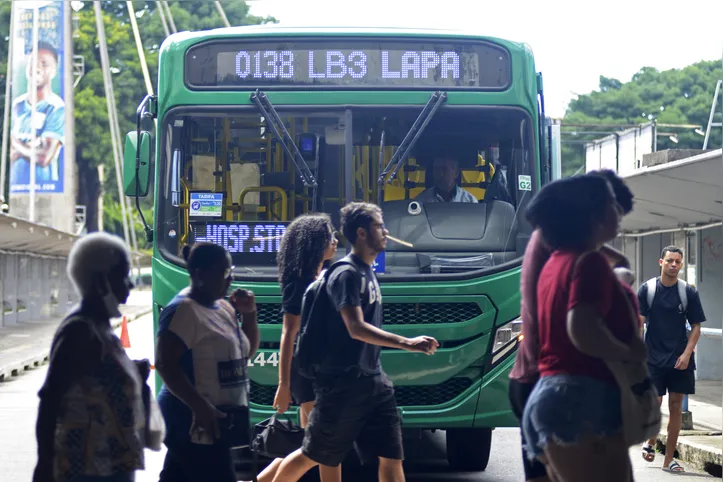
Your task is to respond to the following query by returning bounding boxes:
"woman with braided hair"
[254,213,340,482]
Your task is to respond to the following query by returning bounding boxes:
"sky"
[248,0,723,118]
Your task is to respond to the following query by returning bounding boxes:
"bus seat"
[460,153,495,201]
[383,160,427,202]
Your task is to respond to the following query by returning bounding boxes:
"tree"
[561,61,723,177]
[0,1,275,245]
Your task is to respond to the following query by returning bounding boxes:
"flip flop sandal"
[663,460,685,473]
[641,443,655,462]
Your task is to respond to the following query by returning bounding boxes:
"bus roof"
[160,24,534,56]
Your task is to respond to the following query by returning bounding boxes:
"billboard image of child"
[9,1,65,194]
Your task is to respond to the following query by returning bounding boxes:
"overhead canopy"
[620,149,722,235]
[0,214,79,257]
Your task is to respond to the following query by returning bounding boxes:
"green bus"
[123,25,561,471]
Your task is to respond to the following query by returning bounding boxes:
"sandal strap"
[668,461,684,472]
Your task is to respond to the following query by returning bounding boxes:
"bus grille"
[256,302,482,325]
[250,377,474,407]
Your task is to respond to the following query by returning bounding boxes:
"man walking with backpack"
[271,202,439,482]
[638,246,705,473]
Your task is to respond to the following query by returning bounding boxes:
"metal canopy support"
[703,79,722,150]
[377,91,447,187]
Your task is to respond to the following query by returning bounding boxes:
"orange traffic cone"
[120,316,131,349]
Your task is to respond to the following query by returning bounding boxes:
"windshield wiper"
[250,90,318,190]
[377,91,447,187]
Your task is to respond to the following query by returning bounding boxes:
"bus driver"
[415,154,478,204]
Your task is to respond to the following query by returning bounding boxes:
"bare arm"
[11,137,61,166]
[241,310,259,360]
[339,306,437,354]
[278,313,300,386]
[567,304,645,362]
[155,332,207,413]
[675,324,701,370]
[340,306,410,349]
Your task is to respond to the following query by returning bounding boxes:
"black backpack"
[294,258,361,379]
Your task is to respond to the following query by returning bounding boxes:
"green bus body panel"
[149,26,538,429]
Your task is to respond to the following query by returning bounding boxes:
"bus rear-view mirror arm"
[135,94,156,243]
[377,91,447,188]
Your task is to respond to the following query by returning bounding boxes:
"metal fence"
[0,214,79,327]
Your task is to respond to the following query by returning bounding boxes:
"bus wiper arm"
[250,90,317,188]
[377,91,447,186]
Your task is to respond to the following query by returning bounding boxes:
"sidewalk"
[656,380,722,474]
[0,290,153,382]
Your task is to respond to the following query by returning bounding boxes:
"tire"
[446,427,492,471]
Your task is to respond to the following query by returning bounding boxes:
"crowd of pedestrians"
[32,170,705,482]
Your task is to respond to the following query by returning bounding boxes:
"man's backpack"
[294,259,361,380]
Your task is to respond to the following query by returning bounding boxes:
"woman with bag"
[33,232,146,482]
[155,243,259,482]
[521,174,652,482]
[253,213,341,482]
[508,169,636,482]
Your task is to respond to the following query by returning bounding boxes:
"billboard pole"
[28,4,40,223]
[0,2,16,203]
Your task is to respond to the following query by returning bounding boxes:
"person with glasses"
[155,242,260,482]
[254,213,340,482]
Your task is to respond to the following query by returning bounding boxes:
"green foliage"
[0,0,275,240]
[562,62,723,177]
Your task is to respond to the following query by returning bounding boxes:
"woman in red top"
[520,174,646,482]
[508,170,635,482]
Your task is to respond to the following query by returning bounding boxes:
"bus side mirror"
[123,131,151,197]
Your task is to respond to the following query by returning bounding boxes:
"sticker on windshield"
[190,192,223,217]
[517,175,532,191]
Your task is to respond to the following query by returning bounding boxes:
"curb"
[656,430,723,473]
[0,308,153,382]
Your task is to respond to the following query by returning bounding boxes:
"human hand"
[403,336,440,355]
[273,383,292,414]
[191,399,226,440]
[230,288,256,314]
[675,353,691,371]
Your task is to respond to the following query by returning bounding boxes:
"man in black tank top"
[269,202,439,482]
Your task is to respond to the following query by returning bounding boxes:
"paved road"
[0,312,715,481]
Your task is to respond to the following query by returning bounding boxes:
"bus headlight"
[491,318,523,365]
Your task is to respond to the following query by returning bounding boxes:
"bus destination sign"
[185,39,511,89]
[191,222,288,260]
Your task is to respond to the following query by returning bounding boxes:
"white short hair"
[67,232,129,297]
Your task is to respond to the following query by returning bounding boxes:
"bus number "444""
[247,352,279,367]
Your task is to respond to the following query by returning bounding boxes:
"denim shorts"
[522,374,622,461]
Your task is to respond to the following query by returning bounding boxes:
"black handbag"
[252,413,305,459]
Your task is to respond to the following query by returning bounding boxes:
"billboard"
[9,1,66,194]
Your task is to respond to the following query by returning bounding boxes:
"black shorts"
[290,356,315,405]
[302,372,404,467]
[649,364,695,396]
[508,378,548,480]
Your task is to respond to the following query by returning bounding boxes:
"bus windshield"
[156,106,535,278]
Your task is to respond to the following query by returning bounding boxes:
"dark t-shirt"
[637,278,706,369]
[319,254,383,376]
[281,276,316,316]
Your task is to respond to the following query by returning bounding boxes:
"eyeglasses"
[224,266,235,279]
[371,222,386,230]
